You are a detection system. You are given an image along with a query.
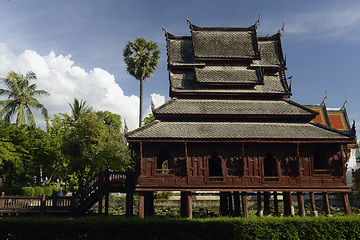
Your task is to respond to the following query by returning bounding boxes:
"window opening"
[157,149,170,174]
[313,149,328,170]
[263,152,278,177]
[208,152,222,177]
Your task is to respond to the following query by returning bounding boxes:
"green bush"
[0,187,23,195]
[22,187,35,196]
[43,187,53,197]
[33,186,44,197]
[0,216,359,239]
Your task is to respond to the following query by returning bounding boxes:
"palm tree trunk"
[139,80,143,127]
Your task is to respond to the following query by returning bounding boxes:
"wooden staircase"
[0,170,135,216]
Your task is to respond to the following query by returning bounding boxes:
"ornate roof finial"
[186,16,192,26]
[321,91,327,105]
[278,22,285,36]
[124,119,128,135]
[351,120,356,136]
[151,96,155,112]
[255,14,261,29]
[162,24,169,38]
[342,96,348,110]
[284,53,287,66]
[287,76,292,92]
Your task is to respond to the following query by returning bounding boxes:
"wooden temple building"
[126,20,356,218]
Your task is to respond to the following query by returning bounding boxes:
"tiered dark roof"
[127,21,354,142]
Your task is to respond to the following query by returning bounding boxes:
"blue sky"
[0,0,359,132]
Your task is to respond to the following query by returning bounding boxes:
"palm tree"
[0,71,50,127]
[69,98,90,122]
[123,37,160,127]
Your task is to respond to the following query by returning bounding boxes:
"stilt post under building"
[297,192,305,217]
[138,192,145,218]
[322,192,331,216]
[233,191,241,217]
[256,192,263,217]
[144,191,154,216]
[181,191,193,218]
[104,191,109,216]
[342,192,351,215]
[309,192,318,217]
[264,192,271,215]
[273,191,279,216]
[241,192,248,218]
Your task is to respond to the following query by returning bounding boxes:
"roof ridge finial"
[321,91,327,106]
[255,14,261,29]
[342,96,348,110]
[278,22,285,36]
[287,76,292,92]
[186,16,192,26]
[162,24,169,37]
[151,96,155,112]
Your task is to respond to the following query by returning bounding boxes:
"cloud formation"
[285,4,360,40]
[0,42,164,130]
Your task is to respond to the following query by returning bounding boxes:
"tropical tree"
[0,71,49,127]
[123,38,160,127]
[69,98,90,122]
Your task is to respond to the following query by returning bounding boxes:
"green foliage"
[0,187,22,195]
[43,187,53,196]
[62,111,131,193]
[142,113,155,125]
[22,187,35,196]
[33,186,44,196]
[0,216,360,240]
[123,38,160,82]
[0,71,50,127]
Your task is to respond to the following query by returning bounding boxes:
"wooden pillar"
[98,195,103,215]
[126,191,134,216]
[283,191,291,216]
[228,192,233,215]
[241,192,248,218]
[220,192,228,216]
[342,193,351,215]
[138,192,145,218]
[180,191,193,218]
[233,191,241,217]
[322,192,331,216]
[309,192,318,217]
[144,191,154,216]
[256,192,263,216]
[297,192,305,217]
[273,191,279,216]
[104,191,109,216]
[264,192,271,215]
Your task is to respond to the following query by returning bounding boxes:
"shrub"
[0,187,23,195]
[22,187,35,196]
[33,186,44,197]
[43,187,53,197]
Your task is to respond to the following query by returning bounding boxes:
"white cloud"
[144,93,166,117]
[285,4,360,40]
[0,42,165,131]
